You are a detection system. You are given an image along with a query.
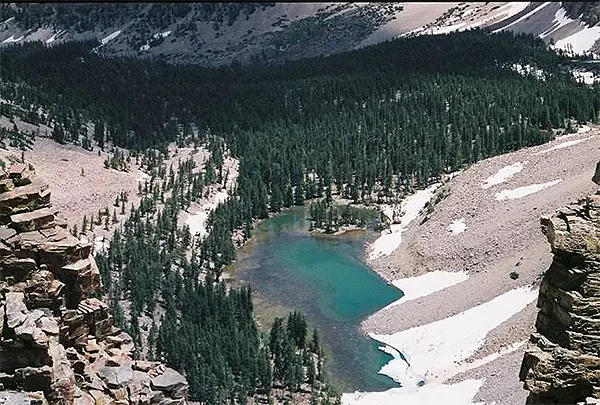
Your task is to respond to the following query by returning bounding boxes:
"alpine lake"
[227,206,404,393]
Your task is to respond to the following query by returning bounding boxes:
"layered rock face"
[519,166,600,405]
[0,164,188,404]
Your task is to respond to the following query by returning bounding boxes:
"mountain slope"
[3,2,600,66]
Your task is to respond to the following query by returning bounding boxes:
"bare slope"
[4,2,600,66]
[362,125,600,404]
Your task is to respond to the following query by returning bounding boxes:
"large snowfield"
[344,287,537,405]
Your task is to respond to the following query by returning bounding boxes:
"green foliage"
[94,144,334,402]
[1,31,597,227]
[309,200,376,233]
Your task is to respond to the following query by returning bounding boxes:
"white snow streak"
[369,183,441,260]
[3,35,24,43]
[101,30,121,45]
[534,137,592,155]
[46,33,57,44]
[494,180,562,200]
[482,162,525,189]
[383,270,469,310]
[540,7,575,39]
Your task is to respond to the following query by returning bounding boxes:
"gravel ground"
[362,125,600,403]
[0,137,145,232]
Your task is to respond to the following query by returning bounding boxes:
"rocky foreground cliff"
[519,162,600,404]
[0,163,188,404]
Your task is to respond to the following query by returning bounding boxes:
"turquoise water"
[231,207,403,392]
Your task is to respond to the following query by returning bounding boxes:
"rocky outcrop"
[0,164,188,404]
[519,165,600,404]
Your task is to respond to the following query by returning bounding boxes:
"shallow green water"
[230,207,403,392]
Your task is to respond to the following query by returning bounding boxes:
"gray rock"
[97,364,133,388]
[151,368,188,398]
[10,207,56,232]
[5,292,27,329]
[39,317,59,335]
[0,225,16,242]
[0,391,48,405]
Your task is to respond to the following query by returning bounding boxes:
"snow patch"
[578,124,591,134]
[494,180,562,200]
[101,30,121,45]
[540,7,575,39]
[185,190,229,239]
[370,287,538,387]
[572,69,600,85]
[510,63,546,80]
[556,125,591,141]
[152,31,172,40]
[369,183,442,260]
[183,151,239,240]
[93,235,109,255]
[534,137,592,155]
[384,270,469,310]
[342,379,484,405]
[482,162,525,189]
[554,25,600,55]
[447,218,467,235]
[2,35,24,43]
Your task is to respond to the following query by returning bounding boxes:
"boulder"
[5,292,28,329]
[151,368,188,399]
[133,360,160,372]
[8,164,34,186]
[10,208,56,232]
[97,364,133,388]
[40,317,59,335]
[39,229,91,275]
[0,225,16,242]
[0,178,50,224]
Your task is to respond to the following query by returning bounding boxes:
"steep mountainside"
[519,163,600,404]
[0,2,404,66]
[3,2,600,66]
